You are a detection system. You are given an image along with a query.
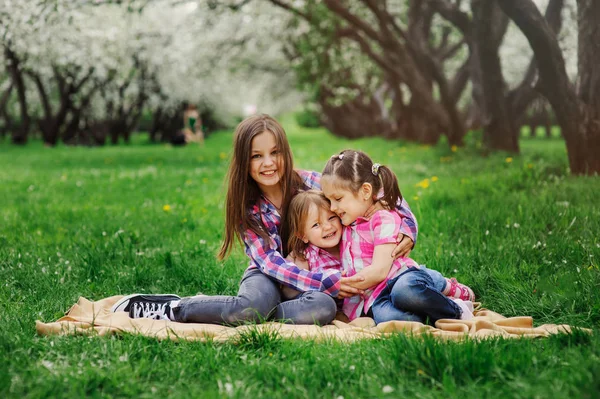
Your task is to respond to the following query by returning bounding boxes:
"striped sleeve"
[395,198,418,246]
[243,223,341,297]
[296,169,321,190]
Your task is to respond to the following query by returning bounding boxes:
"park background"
[1,0,599,397]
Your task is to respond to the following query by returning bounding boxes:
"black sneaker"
[111,294,181,320]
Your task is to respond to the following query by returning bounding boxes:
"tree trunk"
[0,83,13,137]
[149,107,163,142]
[573,0,600,173]
[405,101,441,144]
[473,0,518,153]
[4,47,30,144]
[498,0,599,174]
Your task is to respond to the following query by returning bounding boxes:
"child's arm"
[281,252,310,299]
[348,243,395,290]
[365,199,417,258]
[243,220,344,296]
[285,253,309,271]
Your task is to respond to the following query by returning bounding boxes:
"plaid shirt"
[341,209,420,321]
[304,243,342,272]
[243,170,418,298]
[244,170,342,296]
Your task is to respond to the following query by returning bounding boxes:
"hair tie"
[372,163,381,176]
[332,153,344,161]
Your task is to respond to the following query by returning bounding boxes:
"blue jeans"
[370,266,461,325]
[172,268,337,326]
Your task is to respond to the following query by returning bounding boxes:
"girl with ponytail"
[321,150,475,324]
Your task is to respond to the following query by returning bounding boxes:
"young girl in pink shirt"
[284,186,475,324]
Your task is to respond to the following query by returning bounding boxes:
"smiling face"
[301,203,343,248]
[249,131,284,191]
[321,176,372,226]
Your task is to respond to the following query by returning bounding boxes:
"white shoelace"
[132,302,169,320]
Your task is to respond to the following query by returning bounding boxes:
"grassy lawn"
[1,116,599,398]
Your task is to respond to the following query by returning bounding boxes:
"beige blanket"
[36,296,589,342]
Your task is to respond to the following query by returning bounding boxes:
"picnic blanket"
[36,296,589,342]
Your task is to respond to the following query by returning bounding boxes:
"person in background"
[182,103,204,145]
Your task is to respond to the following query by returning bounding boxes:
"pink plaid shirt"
[304,243,342,272]
[243,170,418,298]
[341,209,419,320]
[244,170,342,296]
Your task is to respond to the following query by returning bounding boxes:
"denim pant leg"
[172,268,281,325]
[421,266,448,293]
[370,284,425,324]
[389,268,462,324]
[274,291,337,326]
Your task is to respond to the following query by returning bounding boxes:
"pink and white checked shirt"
[340,209,420,320]
[304,243,342,272]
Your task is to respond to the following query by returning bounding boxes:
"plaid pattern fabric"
[243,170,342,296]
[341,209,420,321]
[304,243,342,272]
[242,169,418,299]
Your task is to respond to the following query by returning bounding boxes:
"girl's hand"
[338,273,365,298]
[392,234,413,259]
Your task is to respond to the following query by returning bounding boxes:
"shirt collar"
[351,216,370,226]
[305,243,335,260]
[254,196,280,216]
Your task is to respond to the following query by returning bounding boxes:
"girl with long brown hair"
[111,115,417,325]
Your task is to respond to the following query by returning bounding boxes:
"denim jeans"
[172,268,337,326]
[370,266,461,325]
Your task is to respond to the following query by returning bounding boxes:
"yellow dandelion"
[163,205,171,212]
[219,152,227,159]
[415,179,430,189]
[505,157,513,163]
[431,176,438,182]
[412,196,419,201]
[451,145,458,152]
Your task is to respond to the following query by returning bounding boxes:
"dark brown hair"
[321,149,402,209]
[218,114,303,260]
[286,190,333,261]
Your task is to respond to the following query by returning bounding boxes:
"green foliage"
[295,108,321,128]
[0,117,599,397]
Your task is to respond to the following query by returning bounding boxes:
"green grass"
[1,115,599,398]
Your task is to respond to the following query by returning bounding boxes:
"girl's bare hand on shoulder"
[392,234,413,259]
